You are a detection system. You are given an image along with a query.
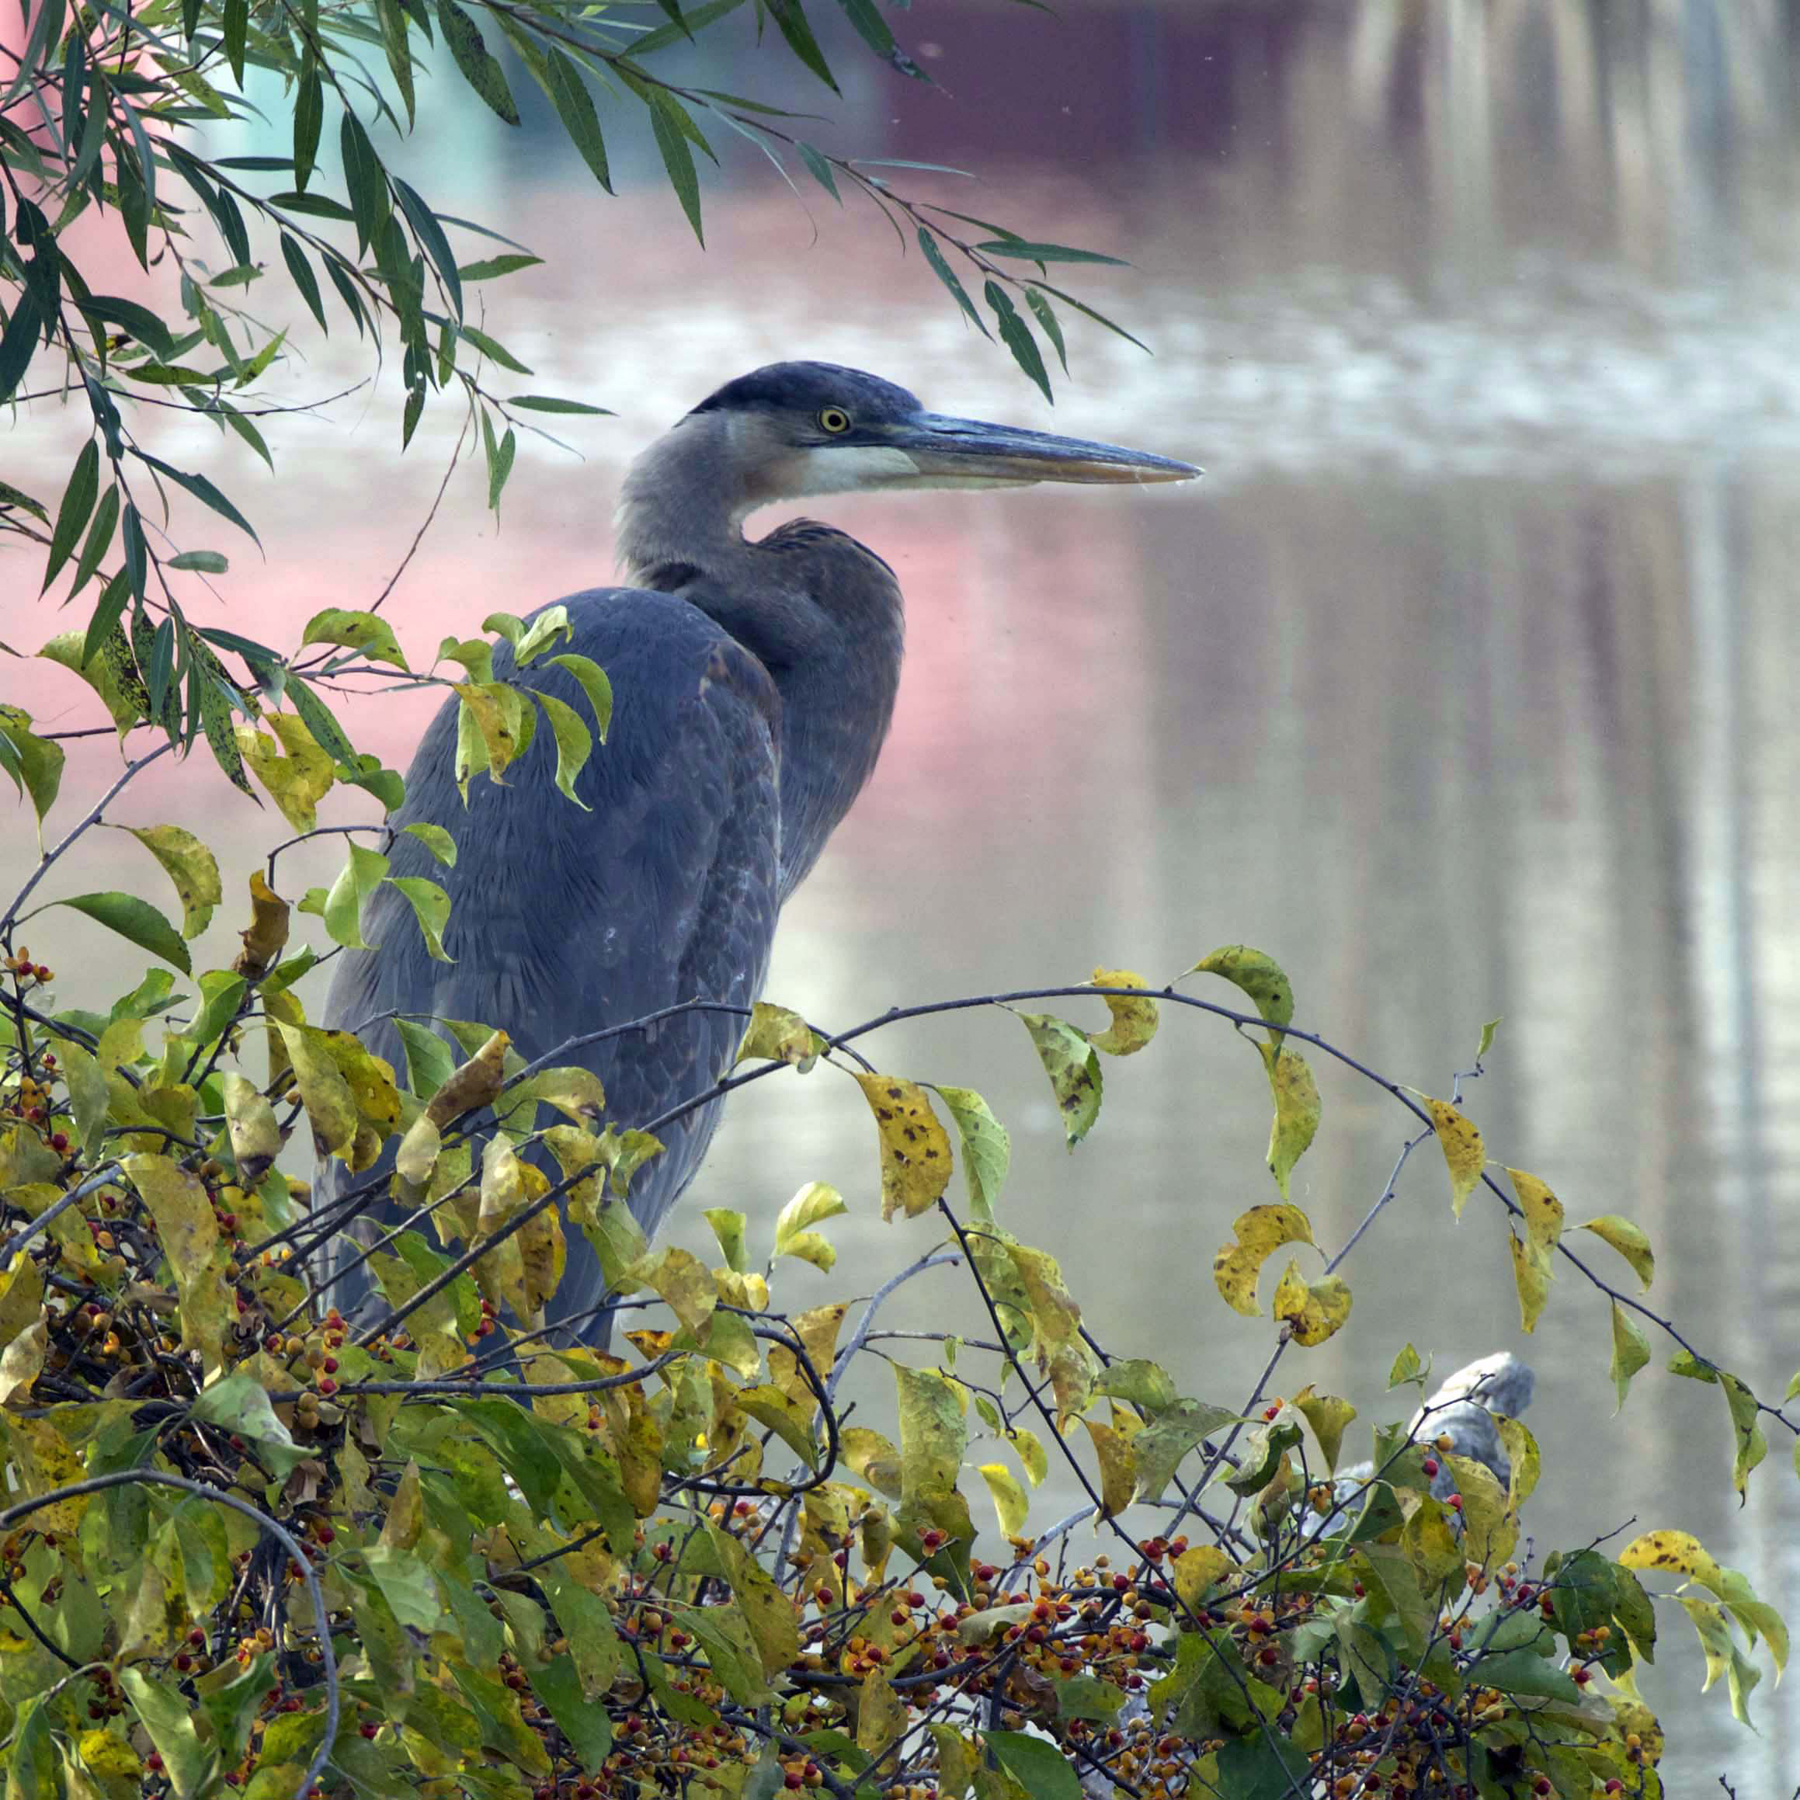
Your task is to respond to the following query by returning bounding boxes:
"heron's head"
[684,360,1198,510]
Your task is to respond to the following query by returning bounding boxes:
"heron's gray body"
[317,362,1193,1344]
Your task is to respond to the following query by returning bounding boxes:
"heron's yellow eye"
[819,407,851,434]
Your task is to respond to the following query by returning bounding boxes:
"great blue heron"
[320,362,1196,1341]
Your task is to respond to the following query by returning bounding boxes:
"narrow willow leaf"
[765,0,838,92]
[135,452,261,547]
[1023,287,1067,373]
[71,482,121,597]
[976,240,1127,265]
[167,550,228,573]
[460,324,532,374]
[41,439,100,590]
[486,424,517,511]
[918,229,989,337]
[438,0,520,124]
[648,92,704,244]
[984,279,1051,403]
[795,140,840,201]
[509,393,611,416]
[543,47,611,191]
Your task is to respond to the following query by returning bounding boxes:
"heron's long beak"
[888,412,1199,486]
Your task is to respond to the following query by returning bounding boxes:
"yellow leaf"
[1007,1427,1048,1487]
[1291,1386,1357,1472]
[454,680,526,784]
[1508,1231,1550,1334]
[0,1251,46,1405]
[231,869,290,977]
[978,1462,1029,1536]
[1507,1167,1564,1259]
[124,1152,217,1286]
[425,1028,510,1129]
[927,1726,977,1800]
[1190,944,1295,1040]
[1619,1529,1725,1595]
[1444,1455,1516,1567]
[1426,1098,1484,1217]
[1088,967,1158,1056]
[119,823,222,937]
[1213,1204,1314,1316]
[1494,1415,1540,1509]
[1401,1495,1465,1586]
[856,1667,906,1756]
[2,1414,90,1532]
[1003,1239,1082,1351]
[1261,1043,1320,1199]
[1172,1544,1234,1613]
[1082,1417,1136,1518]
[852,1073,952,1220]
[631,1244,717,1340]
[221,1072,283,1188]
[840,1427,903,1500]
[234,711,335,831]
[1271,1258,1352,1347]
[1577,1214,1654,1290]
[893,1364,966,1500]
[773,1181,847,1272]
[275,1022,358,1157]
[394,1112,442,1186]
[735,1001,822,1070]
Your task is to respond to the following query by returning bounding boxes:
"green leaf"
[387,875,453,961]
[41,439,100,591]
[403,822,457,866]
[984,1731,1081,1800]
[985,280,1051,404]
[772,1181,846,1272]
[168,550,228,573]
[0,709,64,833]
[320,841,389,949]
[533,688,591,804]
[188,1370,308,1477]
[547,652,612,740]
[394,177,463,320]
[301,606,409,670]
[932,1085,1010,1221]
[46,891,190,973]
[648,92,704,244]
[542,47,612,191]
[438,0,520,124]
[1260,1042,1320,1199]
[1016,1013,1101,1144]
[119,1670,214,1798]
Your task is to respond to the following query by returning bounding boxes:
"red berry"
[317,1377,337,1395]
[49,1133,69,1154]
[359,1723,378,1740]
[1421,1457,1439,1478]
[146,1753,165,1772]
[1263,1405,1280,1421]
[1447,1494,1463,1512]
[322,1356,338,1374]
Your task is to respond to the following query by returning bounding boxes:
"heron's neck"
[615,413,751,575]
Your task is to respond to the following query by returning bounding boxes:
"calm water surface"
[6,3,1800,1785]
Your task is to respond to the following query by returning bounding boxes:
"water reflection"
[7,1,1800,1785]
